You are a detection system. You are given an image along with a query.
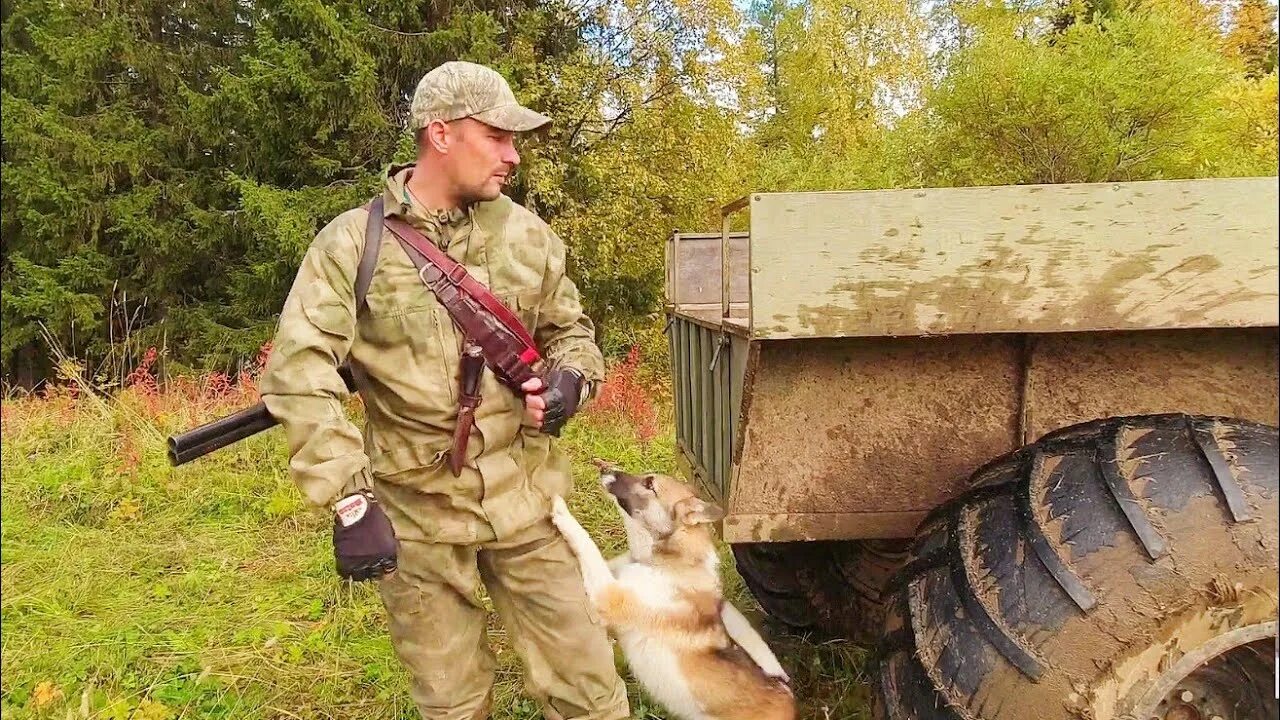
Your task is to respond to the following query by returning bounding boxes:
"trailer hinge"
[709,333,729,371]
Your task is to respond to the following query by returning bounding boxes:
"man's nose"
[502,141,520,167]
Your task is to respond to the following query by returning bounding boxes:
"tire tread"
[874,413,1279,720]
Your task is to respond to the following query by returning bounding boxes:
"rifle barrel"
[166,365,357,466]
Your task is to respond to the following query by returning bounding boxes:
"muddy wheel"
[732,538,910,645]
[873,414,1279,720]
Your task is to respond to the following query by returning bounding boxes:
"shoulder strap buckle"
[445,264,469,286]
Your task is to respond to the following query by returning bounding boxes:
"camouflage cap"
[409,61,551,133]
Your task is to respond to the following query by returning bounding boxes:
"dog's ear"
[675,497,725,526]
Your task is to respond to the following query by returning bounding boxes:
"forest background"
[2,1,1278,717]
[4,0,1278,388]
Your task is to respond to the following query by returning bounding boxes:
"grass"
[1,355,871,720]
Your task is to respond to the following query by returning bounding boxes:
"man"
[259,61,629,720]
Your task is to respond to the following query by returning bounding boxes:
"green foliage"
[515,0,756,348]
[895,0,1280,186]
[3,0,1276,385]
[0,0,604,381]
[2,0,758,383]
[743,0,930,192]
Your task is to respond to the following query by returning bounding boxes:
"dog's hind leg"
[720,601,790,684]
[550,496,616,595]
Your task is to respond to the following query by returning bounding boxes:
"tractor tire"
[873,414,1278,720]
[732,538,910,645]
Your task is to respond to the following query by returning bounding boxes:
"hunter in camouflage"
[260,61,627,720]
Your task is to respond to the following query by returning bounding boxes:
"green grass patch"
[1,390,869,719]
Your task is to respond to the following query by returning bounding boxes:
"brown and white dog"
[550,461,796,720]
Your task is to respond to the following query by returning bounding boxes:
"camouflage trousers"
[377,519,630,720]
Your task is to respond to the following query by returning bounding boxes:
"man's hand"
[522,377,547,427]
[521,369,584,436]
[332,490,398,581]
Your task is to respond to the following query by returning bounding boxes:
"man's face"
[436,118,520,204]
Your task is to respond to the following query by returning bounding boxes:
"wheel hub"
[1142,629,1276,720]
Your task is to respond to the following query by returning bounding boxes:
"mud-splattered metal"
[665,176,1279,542]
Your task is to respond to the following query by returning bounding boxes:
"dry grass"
[1,353,870,719]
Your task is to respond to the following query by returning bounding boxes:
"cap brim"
[471,103,552,132]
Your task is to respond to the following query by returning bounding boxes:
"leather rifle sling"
[339,197,388,397]
[355,197,384,312]
[380,214,544,391]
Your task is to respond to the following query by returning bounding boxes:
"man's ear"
[675,497,725,526]
[423,119,450,154]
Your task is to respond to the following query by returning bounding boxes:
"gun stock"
[167,365,357,466]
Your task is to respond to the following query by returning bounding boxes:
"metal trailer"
[664,177,1279,720]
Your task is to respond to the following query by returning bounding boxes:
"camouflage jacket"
[260,164,605,544]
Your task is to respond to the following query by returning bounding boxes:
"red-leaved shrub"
[585,346,659,442]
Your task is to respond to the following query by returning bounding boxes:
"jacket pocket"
[503,290,542,341]
[300,278,356,341]
[370,437,458,496]
[362,256,438,319]
[357,303,457,409]
[370,436,451,477]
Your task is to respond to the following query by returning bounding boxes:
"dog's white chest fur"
[614,563,707,720]
[618,631,706,719]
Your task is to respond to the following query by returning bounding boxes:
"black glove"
[332,490,398,581]
[540,368,585,437]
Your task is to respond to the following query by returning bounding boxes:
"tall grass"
[1,347,869,720]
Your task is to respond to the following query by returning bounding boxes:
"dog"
[550,460,796,720]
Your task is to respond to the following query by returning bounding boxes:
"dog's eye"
[642,476,655,491]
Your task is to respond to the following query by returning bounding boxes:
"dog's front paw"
[750,649,787,680]
[764,668,792,696]
[550,495,572,527]
[762,663,790,687]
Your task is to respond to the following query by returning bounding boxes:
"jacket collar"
[382,163,469,228]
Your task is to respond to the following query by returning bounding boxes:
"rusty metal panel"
[724,327,1279,542]
[721,511,927,543]
[730,334,1024,519]
[1023,327,1279,439]
[747,177,1280,339]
